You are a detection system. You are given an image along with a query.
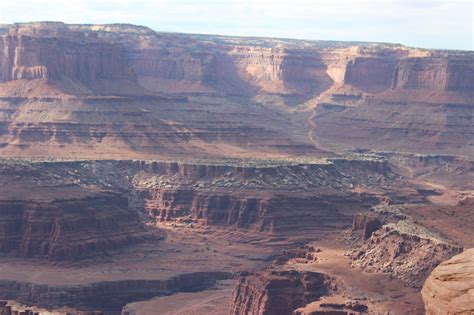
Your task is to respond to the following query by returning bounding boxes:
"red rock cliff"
[0,22,472,158]
[0,22,137,95]
[230,269,336,315]
[0,192,147,259]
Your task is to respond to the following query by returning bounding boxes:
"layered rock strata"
[0,22,472,158]
[0,22,139,95]
[0,156,395,259]
[0,94,318,159]
[0,192,147,259]
[133,157,391,237]
[143,189,379,237]
[229,269,336,315]
[311,100,474,157]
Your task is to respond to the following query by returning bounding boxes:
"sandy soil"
[123,280,234,315]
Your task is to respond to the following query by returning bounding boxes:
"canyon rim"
[0,15,472,315]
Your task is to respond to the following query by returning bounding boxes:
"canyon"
[0,21,472,314]
[0,22,473,159]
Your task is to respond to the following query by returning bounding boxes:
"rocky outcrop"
[134,158,388,237]
[143,189,378,236]
[0,192,147,259]
[293,299,368,315]
[351,213,382,240]
[0,272,229,311]
[421,248,474,315]
[133,156,392,184]
[230,269,336,315]
[406,197,474,249]
[350,224,463,287]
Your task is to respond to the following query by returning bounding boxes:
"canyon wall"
[0,89,318,160]
[1,23,472,100]
[226,47,333,96]
[0,23,334,97]
[344,56,399,92]
[0,192,147,259]
[312,52,474,156]
[230,270,335,315]
[142,189,379,236]
[311,100,474,156]
[133,158,390,237]
[0,157,393,259]
[344,54,474,94]
[0,35,130,82]
[0,23,138,96]
[0,22,472,158]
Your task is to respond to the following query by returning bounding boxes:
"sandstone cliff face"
[392,57,448,91]
[132,50,220,94]
[0,192,146,259]
[393,57,474,93]
[226,47,332,96]
[133,158,388,236]
[3,22,472,100]
[342,52,474,95]
[344,56,398,92]
[0,23,136,95]
[1,23,333,97]
[421,248,474,315]
[142,189,378,236]
[230,270,335,315]
[132,155,396,183]
[143,189,267,229]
